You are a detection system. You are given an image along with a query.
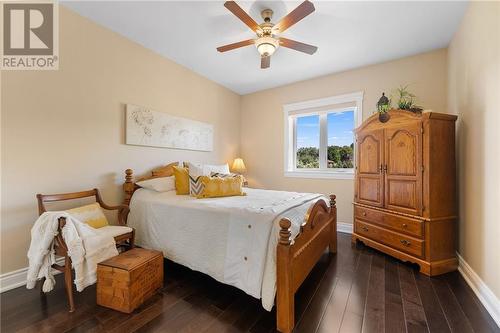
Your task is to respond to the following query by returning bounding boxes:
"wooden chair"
[36,188,135,312]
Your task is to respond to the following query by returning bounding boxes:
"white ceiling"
[62,1,468,95]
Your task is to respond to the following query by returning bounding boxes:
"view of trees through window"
[296,110,354,169]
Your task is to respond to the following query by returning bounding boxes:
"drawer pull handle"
[362,212,367,216]
[362,226,369,232]
[402,224,408,229]
[400,239,411,246]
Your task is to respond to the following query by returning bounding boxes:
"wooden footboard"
[277,195,337,333]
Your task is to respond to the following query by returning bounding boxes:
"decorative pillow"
[151,162,179,178]
[210,172,239,178]
[136,176,175,192]
[66,203,109,229]
[203,163,230,175]
[187,162,205,196]
[173,166,190,195]
[185,163,231,196]
[196,175,246,199]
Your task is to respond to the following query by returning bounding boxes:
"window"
[296,115,320,168]
[284,92,363,179]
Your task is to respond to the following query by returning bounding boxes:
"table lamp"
[232,158,248,186]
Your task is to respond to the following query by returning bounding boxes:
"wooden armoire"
[352,110,458,276]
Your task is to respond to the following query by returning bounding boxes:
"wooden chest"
[97,248,163,313]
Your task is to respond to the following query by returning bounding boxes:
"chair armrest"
[95,189,130,225]
[99,203,130,226]
[99,203,128,211]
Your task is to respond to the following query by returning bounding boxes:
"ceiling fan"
[217,0,318,69]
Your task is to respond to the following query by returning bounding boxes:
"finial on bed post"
[279,218,292,246]
[123,169,134,206]
[329,194,336,208]
[329,194,337,254]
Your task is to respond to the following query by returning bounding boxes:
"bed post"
[329,194,337,253]
[123,169,134,206]
[277,218,294,333]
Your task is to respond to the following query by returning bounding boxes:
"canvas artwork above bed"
[125,104,214,151]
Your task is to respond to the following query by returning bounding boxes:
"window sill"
[284,170,354,180]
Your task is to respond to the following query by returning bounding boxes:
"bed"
[123,168,337,333]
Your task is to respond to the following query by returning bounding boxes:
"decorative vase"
[379,112,390,123]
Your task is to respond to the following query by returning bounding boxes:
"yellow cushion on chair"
[66,203,109,228]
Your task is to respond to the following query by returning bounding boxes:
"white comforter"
[127,188,327,311]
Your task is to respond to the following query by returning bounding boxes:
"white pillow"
[186,162,205,178]
[136,176,175,192]
[203,163,230,175]
[186,162,230,177]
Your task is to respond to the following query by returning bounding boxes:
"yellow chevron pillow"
[196,175,246,199]
[66,203,109,229]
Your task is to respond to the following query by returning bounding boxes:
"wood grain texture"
[355,129,384,208]
[217,40,255,53]
[279,38,317,55]
[276,195,337,333]
[273,0,315,33]
[224,1,260,32]
[353,110,458,276]
[2,234,498,333]
[97,249,163,314]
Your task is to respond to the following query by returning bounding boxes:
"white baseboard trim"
[457,252,500,328]
[0,267,31,293]
[0,258,64,293]
[337,222,353,234]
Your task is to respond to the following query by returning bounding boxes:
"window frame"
[283,91,364,180]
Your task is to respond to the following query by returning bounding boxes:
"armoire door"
[356,129,384,207]
[384,123,423,216]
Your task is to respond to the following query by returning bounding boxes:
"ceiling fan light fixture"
[256,36,279,56]
[217,1,317,68]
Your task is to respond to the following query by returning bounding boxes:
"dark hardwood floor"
[1,234,498,333]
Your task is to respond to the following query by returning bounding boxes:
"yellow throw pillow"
[151,162,179,178]
[173,166,190,195]
[197,175,246,199]
[66,203,109,228]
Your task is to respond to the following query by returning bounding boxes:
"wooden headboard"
[122,162,178,205]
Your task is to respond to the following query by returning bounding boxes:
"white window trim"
[283,91,364,180]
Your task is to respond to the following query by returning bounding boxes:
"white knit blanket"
[26,212,118,292]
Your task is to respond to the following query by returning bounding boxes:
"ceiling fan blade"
[279,37,318,55]
[217,39,255,52]
[224,1,260,32]
[261,56,270,69]
[273,1,315,33]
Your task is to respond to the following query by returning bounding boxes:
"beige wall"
[240,49,448,225]
[448,1,500,299]
[0,7,240,274]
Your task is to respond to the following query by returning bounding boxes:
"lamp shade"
[232,158,246,174]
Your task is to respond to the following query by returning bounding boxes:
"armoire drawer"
[355,220,424,258]
[354,206,384,224]
[355,206,423,238]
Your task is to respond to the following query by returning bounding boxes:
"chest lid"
[99,248,162,271]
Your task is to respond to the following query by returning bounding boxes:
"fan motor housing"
[261,9,273,22]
